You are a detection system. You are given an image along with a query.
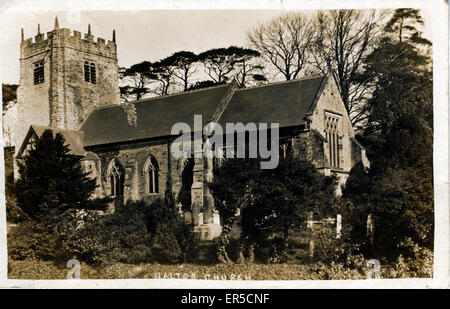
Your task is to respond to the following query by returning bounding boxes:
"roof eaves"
[17,126,36,159]
[304,76,327,119]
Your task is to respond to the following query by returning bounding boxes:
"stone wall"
[291,130,327,169]
[15,44,51,154]
[88,138,185,208]
[308,74,357,173]
[63,34,120,129]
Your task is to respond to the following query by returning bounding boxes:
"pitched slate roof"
[80,75,326,147]
[18,125,85,157]
[218,76,325,127]
[81,84,232,147]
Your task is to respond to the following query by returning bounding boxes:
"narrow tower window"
[84,61,90,82]
[84,61,96,84]
[90,63,96,84]
[33,60,44,84]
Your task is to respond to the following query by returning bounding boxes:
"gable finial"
[54,16,59,29]
[88,24,91,35]
[21,28,24,42]
[112,29,116,43]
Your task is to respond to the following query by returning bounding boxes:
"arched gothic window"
[107,159,124,197]
[144,156,159,194]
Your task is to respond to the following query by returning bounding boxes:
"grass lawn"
[8,259,368,280]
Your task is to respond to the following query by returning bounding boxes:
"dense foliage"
[211,155,339,263]
[143,181,200,264]
[343,9,433,262]
[14,129,108,220]
[9,196,199,265]
[2,83,18,112]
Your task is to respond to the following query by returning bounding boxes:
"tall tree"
[310,10,387,128]
[167,51,198,91]
[233,49,268,88]
[120,62,153,101]
[247,13,314,81]
[343,9,433,260]
[198,46,260,84]
[15,130,107,220]
[148,57,178,96]
[384,9,431,45]
[360,9,432,147]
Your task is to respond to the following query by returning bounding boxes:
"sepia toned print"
[0,3,443,285]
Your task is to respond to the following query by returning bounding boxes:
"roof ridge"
[94,83,231,111]
[31,124,81,134]
[236,74,326,92]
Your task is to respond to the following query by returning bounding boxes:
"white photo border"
[0,0,448,289]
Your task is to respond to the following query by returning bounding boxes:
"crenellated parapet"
[21,23,117,60]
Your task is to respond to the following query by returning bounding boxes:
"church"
[8,19,369,240]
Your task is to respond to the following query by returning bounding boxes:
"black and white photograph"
[0,0,448,288]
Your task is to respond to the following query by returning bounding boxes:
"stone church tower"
[14,17,120,153]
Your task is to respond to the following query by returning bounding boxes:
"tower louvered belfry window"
[325,113,341,168]
[33,60,44,84]
[90,63,96,84]
[84,61,96,84]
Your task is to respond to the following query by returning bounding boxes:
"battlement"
[21,22,117,59]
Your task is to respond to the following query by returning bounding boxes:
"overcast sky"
[0,9,432,84]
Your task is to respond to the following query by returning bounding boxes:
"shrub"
[151,224,182,263]
[7,219,59,261]
[57,205,152,266]
[311,225,366,269]
[144,197,200,264]
[9,196,199,266]
[381,238,433,278]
